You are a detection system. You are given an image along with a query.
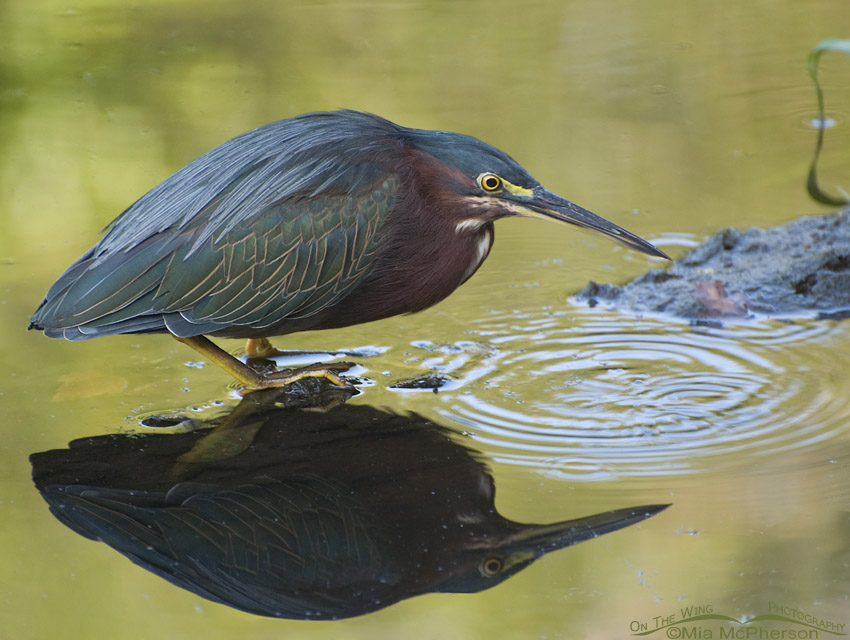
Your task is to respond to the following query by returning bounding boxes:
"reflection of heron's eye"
[481,556,503,576]
[479,173,502,192]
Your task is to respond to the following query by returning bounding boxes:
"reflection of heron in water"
[31,389,668,620]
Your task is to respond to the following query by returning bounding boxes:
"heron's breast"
[459,227,493,284]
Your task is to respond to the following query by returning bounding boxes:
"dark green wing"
[30,111,409,339]
[32,176,398,339]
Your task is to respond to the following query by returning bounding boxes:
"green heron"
[29,110,667,389]
[32,396,669,619]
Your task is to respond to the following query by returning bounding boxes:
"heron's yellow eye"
[481,556,503,576]
[479,173,502,192]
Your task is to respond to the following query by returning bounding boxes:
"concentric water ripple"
[417,308,850,479]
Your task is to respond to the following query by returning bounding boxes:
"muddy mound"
[574,209,850,321]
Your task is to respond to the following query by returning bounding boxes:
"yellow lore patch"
[502,180,534,198]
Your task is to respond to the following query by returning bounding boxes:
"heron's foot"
[291,360,355,375]
[172,334,357,393]
[245,357,354,377]
[242,362,356,391]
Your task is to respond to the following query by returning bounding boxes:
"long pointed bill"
[523,189,669,259]
[509,503,670,556]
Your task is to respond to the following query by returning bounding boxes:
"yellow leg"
[245,337,285,359]
[172,334,353,390]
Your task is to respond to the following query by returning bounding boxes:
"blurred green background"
[2,0,850,638]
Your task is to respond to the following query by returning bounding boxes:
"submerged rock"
[389,373,452,392]
[574,209,850,321]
